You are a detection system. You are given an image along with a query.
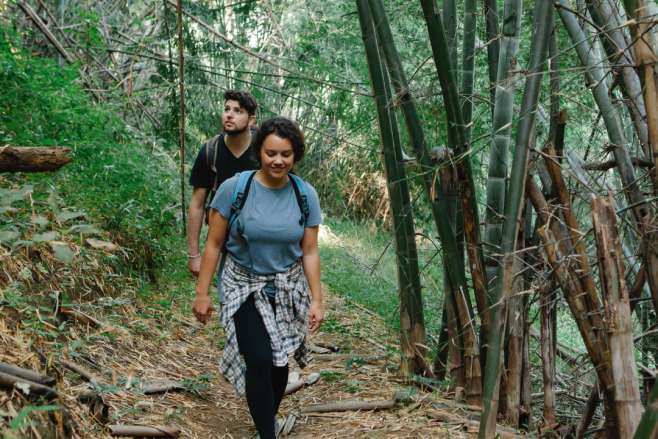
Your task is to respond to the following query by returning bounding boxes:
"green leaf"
[0,230,20,243]
[66,224,104,235]
[30,215,50,226]
[56,211,86,223]
[51,242,74,263]
[0,185,33,205]
[32,231,58,242]
[10,405,63,430]
[11,240,34,248]
[47,190,59,216]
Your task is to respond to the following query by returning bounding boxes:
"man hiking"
[187,89,258,277]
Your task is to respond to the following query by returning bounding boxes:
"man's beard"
[223,123,248,135]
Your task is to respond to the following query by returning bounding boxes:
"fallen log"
[108,425,180,437]
[0,371,58,398]
[301,399,397,413]
[0,362,55,387]
[0,146,72,173]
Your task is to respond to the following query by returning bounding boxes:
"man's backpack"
[216,170,310,302]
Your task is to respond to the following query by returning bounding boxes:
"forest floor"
[0,221,525,439]
[0,278,506,439]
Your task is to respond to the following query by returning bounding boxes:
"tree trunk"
[0,146,72,173]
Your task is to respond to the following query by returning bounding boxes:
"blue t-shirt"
[210,173,322,275]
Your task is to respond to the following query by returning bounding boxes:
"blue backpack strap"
[217,170,256,304]
[288,174,310,226]
[227,170,257,232]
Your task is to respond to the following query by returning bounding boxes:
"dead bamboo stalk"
[539,282,556,426]
[312,354,385,362]
[60,306,103,328]
[58,360,99,384]
[542,144,599,304]
[0,362,55,387]
[575,384,600,439]
[0,371,58,398]
[175,0,186,234]
[108,425,179,437]
[284,373,320,396]
[591,195,642,437]
[301,399,397,413]
[537,227,615,405]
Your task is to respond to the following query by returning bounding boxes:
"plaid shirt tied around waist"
[219,256,310,397]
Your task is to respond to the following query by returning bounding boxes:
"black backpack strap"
[205,134,222,193]
[289,175,310,226]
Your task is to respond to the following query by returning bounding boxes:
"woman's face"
[260,134,295,181]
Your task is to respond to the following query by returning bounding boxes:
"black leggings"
[233,294,289,439]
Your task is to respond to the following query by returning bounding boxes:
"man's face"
[222,99,254,135]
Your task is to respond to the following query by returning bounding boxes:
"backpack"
[216,170,310,303]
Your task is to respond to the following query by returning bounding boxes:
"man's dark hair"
[223,90,258,116]
[251,117,306,165]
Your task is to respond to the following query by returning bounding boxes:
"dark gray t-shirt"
[210,173,322,275]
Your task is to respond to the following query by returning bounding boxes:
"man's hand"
[308,301,324,332]
[193,293,213,324]
[188,256,201,277]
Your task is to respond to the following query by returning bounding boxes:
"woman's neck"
[254,169,289,189]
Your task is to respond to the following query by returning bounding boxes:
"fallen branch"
[312,354,384,362]
[60,306,104,328]
[0,146,72,173]
[0,362,55,387]
[108,425,179,437]
[313,340,339,351]
[284,373,320,396]
[58,359,100,384]
[0,371,58,398]
[301,399,397,413]
[308,344,331,354]
[142,380,185,395]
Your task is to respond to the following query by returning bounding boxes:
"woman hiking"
[192,116,324,438]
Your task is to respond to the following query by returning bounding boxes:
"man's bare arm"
[187,187,208,277]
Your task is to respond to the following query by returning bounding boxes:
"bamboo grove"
[6,0,658,436]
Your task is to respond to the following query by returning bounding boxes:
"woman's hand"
[308,300,324,332]
[193,293,213,324]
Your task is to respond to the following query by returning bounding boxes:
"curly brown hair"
[223,90,257,116]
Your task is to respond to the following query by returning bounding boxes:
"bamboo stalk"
[0,362,55,387]
[0,371,58,398]
[108,425,179,437]
[355,0,425,375]
[591,195,642,437]
[556,0,658,314]
[480,0,553,435]
[175,0,186,234]
[301,399,397,413]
